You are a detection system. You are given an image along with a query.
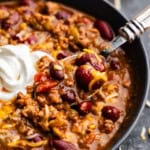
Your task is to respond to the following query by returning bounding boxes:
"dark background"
[108,0,150,149]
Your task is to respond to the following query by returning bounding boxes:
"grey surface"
[109,0,150,150]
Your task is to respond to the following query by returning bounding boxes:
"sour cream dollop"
[0,44,54,101]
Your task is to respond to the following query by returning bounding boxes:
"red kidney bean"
[61,89,76,104]
[49,62,65,80]
[78,101,92,115]
[102,106,120,122]
[57,51,69,60]
[75,66,93,90]
[94,20,114,41]
[75,53,96,66]
[2,12,20,29]
[55,11,70,20]
[52,139,77,150]
[36,80,58,93]
[75,53,105,72]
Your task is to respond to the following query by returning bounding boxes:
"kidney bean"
[75,53,105,72]
[75,65,93,90]
[55,11,70,20]
[102,106,120,122]
[57,51,69,60]
[61,89,76,104]
[94,20,114,41]
[75,53,96,66]
[52,139,77,150]
[78,101,92,115]
[36,80,58,93]
[2,12,20,29]
[49,62,65,80]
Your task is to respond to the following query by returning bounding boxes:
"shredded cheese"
[83,49,95,54]
[83,49,103,62]
[2,124,16,129]
[89,71,107,90]
[8,139,48,148]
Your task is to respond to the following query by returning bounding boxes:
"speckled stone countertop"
[109,0,150,150]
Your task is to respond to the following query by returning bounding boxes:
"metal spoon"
[100,6,150,56]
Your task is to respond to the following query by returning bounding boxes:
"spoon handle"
[119,6,150,42]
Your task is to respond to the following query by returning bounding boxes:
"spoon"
[100,6,150,56]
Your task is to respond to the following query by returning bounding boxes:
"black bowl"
[50,0,149,149]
